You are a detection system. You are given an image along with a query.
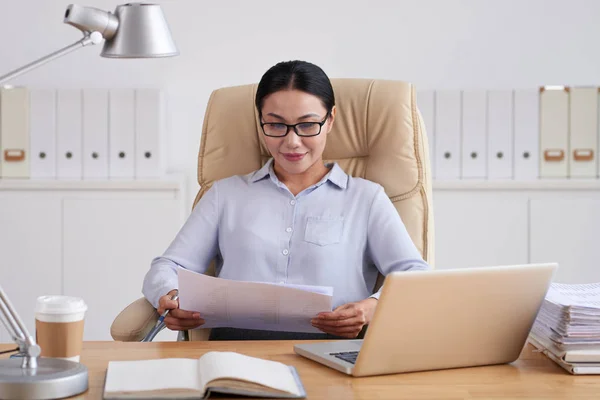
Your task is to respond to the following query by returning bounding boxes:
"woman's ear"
[326,106,336,133]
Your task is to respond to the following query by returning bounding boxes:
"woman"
[142,60,430,340]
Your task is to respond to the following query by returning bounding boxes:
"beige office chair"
[110,78,435,342]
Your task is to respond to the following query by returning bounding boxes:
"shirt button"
[286,227,293,233]
[282,249,289,256]
[290,200,296,205]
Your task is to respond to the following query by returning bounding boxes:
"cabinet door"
[63,198,182,341]
[433,192,528,269]
[0,196,61,343]
[530,198,600,283]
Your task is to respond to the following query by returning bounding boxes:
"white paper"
[177,267,333,333]
[532,282,600,353]
[250,280,334,296]
[546,283,600,308]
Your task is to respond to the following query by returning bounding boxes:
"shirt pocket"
[304,216,344,246]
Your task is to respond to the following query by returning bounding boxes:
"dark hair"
[255,60,335,116]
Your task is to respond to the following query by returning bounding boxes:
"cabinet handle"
[544,149,564,162]
[4,149,25,162]
[573,149,594,161]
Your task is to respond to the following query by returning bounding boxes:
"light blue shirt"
[142,159,430,309]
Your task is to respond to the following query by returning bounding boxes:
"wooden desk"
[2,341,599,399]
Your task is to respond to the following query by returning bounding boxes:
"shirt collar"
[249,158,348,190]
[324,162,348,189]
[249,158,274,183]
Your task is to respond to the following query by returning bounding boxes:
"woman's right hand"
[157,290,205,331]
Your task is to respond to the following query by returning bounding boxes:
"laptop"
[294,262,557,377]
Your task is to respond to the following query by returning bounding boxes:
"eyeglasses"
[260,112,330,137]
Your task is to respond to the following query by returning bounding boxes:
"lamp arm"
[0,294,26,344]
[0,31,103,86]
[0,285,41,369]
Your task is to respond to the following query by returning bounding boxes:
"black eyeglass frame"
[260,112,331,137]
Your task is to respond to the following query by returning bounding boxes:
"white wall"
[2,0,600,206]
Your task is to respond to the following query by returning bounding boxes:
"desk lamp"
[0,3,177,398]
[0,2,178,85]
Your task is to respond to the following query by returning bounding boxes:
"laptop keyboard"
[330,351,359,364]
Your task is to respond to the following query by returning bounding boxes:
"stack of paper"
[529,282,600,374]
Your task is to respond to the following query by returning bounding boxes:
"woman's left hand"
[311,298,378,338]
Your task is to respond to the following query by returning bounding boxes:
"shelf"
[0,176,183,191]
[4,177,599,191]
[433,179,600,190]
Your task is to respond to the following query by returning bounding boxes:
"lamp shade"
[101,3,178,58]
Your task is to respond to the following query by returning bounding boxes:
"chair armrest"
[111,297,159,341]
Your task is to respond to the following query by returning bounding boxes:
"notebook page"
[105,358,201,393]
[198,352,301,397]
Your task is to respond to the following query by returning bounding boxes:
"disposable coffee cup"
[35,295,87,362]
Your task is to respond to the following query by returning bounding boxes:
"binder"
[513,89,540,180]
[416,90,435,179]
[109,89,135,179]
[83,89,109,179]
[539,87,569,178]
[135,88,163,178]
[56,89,83,179]
[434,90,461,180]
[460,90,487,179]
[487,90,513,179]
[0,86,30,178]
[29,89,57,179]
[568,87,597,178]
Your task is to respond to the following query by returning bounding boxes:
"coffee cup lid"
[35,295,87,315]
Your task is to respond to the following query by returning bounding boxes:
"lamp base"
[0,357,88,399]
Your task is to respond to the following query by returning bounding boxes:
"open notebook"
[103,351,306,399]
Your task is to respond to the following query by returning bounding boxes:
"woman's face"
[260,89,335,176]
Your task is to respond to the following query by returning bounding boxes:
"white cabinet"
[433,181,600,285]
[530,196,600,284]
[433,191,528,269]
[63,197,182,341]
[0,196,62,343]
[2,177,598,344]
[0,178,185,342]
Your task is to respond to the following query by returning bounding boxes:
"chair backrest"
[189,78,435,341]
[194,78,435,265]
